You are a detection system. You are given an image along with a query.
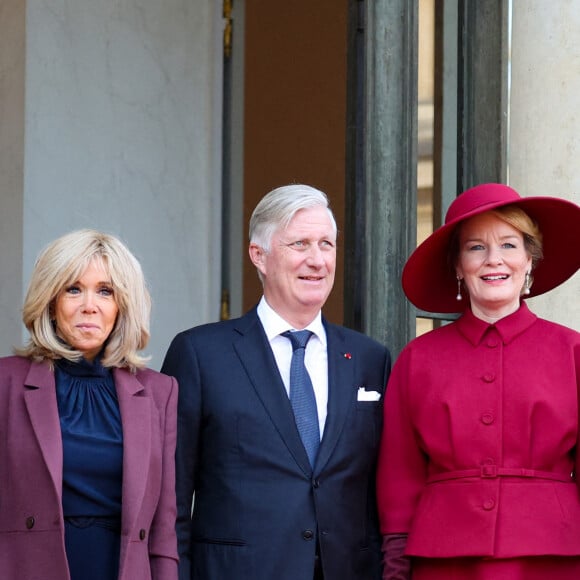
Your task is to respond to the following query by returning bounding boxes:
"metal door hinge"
[220,289,230,321]
[224,0,233,58]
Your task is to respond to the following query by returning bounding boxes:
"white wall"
[0,0,223,368]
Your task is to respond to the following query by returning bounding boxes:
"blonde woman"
[0,230,178,580]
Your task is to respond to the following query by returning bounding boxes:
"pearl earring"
[524,271,531,295]
[456,277,462,301]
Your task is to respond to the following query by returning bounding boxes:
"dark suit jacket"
[162,308,391,580]
[0,355,179,580]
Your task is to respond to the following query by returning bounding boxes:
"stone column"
[0,0,25,353]
[509,1,580,331]
[363,0,418,358]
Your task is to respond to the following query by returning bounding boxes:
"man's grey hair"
[249,184,337,251]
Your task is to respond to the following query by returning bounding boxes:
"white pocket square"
[357,387,382,402]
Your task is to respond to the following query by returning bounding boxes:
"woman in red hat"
[376,183,580,579]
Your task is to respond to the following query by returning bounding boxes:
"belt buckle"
[480,464,497,478]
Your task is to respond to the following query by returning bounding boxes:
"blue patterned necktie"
[282,330,320,467]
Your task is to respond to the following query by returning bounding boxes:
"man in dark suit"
[162,184,391,580]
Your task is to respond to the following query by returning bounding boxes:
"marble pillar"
[0,0,25,354]
[509,1,580,331]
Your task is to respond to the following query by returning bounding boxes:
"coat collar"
[315,322,354,475]
[456,301,538,346]
[232,309,355,476]
[113,367,151,533]
[23,361,63,501]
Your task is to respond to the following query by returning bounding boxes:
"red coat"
[0,356,179,580]
[377,303,580,559]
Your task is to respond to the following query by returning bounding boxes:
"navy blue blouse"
[55,357,123,518]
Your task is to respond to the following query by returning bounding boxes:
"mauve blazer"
[0,355,179,580]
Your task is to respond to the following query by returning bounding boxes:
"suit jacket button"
[139,528,147,540]
[302,529,314,540]
[26,516,35,529]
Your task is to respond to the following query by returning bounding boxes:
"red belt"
[427,465,574,484]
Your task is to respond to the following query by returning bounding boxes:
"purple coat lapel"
[23,361,63,503]
[113,368,152,534]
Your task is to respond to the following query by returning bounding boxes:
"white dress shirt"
[257,296,328,438]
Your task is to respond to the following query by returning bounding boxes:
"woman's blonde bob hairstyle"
[16,229,151,371]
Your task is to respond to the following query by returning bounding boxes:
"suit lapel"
[114,368,151,532]
[233,310,313,475]
[314,322,355,474]
[23,361,63,501]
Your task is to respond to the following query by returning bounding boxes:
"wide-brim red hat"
[402,183,580,313]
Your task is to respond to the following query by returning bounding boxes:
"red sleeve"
[376,346,428,533]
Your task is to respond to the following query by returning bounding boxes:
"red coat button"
[139,529,147,540]
[481,412,495,425]
[483,499,496,510]
[25,516,35,530]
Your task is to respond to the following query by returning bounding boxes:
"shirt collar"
[456,301,538,346]
[257,296,326,346]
